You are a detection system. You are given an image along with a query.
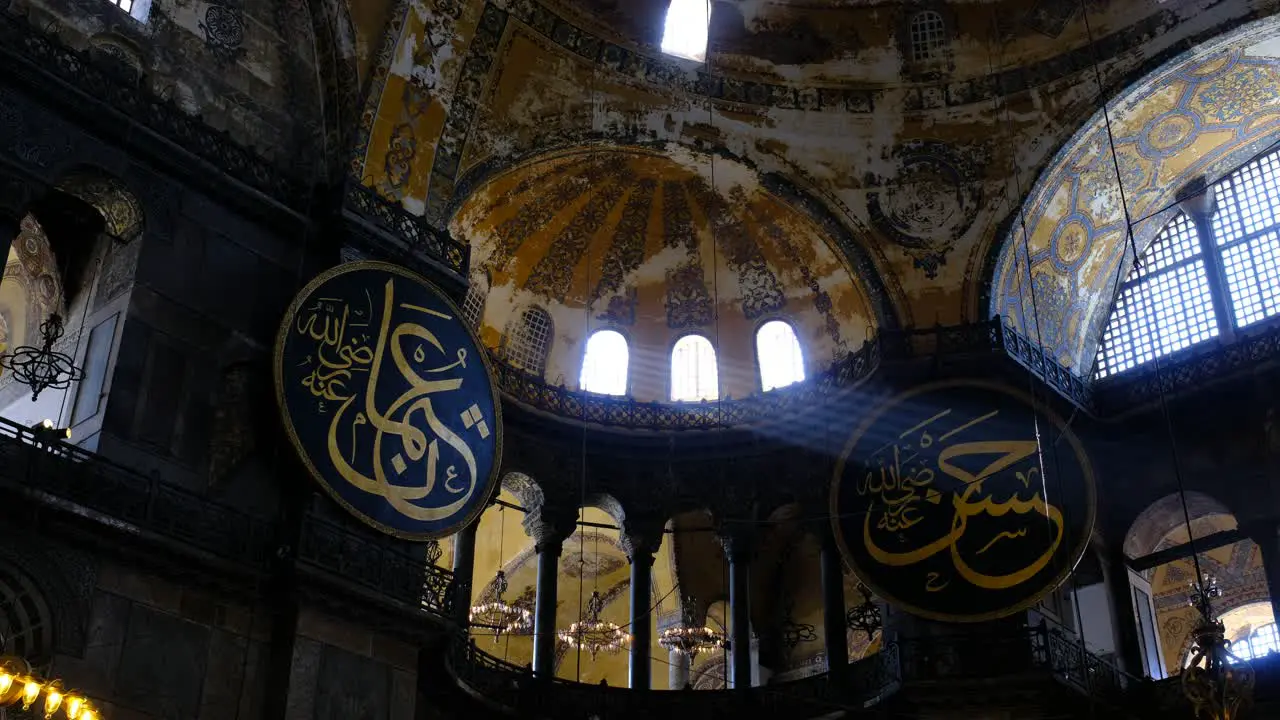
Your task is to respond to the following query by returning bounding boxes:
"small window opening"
[580,330,629,396]
[909,11,946,63]
[662,0,711,62]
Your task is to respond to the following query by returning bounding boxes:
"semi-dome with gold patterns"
[450,146,881,402]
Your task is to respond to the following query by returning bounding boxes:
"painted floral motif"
[199,2,247,65]
[524,179,628,298]
[593,179,656,303]
[666,261,714,329]
[384,123,417,191]
[484,159,615,272]
[1193,66,1280,122]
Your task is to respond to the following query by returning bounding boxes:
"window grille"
[504,307,553,377]
[462,282,486,330]
[756,320,805,391]
[108,0,150,21]
[1214,151,1280,327]
[579,330,629,396]
[671,334,719,401]
[1094,213,1219,378]
[909,11,947,63]
[1230,623,1280,662]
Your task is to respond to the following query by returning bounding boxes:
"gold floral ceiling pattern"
[451,147,878,399]
[991,34,1280,372]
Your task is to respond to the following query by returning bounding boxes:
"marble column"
[1246,521,1280,628]
[721,530,754,690]
[819,530,849,674]
[451,521,479,625]
[668,649,690,689]
[623,521,662,690]
[532,534,564,678]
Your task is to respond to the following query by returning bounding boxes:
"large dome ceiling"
[450,146,879,402]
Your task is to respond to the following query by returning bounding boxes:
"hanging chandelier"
[1,635,101,719]
[468,569,531,642]
[846,583,881,641]
[558,589,628,659]
[658,598,725,658]
[0,314,84,401]
[1182,576,1253,720]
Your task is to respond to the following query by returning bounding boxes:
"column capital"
[523,504,577,553]
[619,513,665,563]
[1176,175,1217,219]
[718,525,757,563]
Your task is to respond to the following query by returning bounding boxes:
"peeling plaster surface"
[349,0,1280,383]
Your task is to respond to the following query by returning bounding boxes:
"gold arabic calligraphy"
[856,408,1064,593]
[293,278,483,522]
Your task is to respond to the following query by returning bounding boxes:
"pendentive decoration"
[0,314,84,401]
[829,379,1096,622]
[659,597,725,658]
[274,261,503,541]
[845,583,882,641]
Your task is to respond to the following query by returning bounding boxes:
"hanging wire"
[1075,0,1208,595]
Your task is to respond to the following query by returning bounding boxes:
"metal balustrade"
[0,416,454,617]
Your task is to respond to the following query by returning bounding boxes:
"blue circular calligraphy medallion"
[830,380,1095,622]
[274,261,502,540]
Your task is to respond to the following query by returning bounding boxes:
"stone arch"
[1123,491,1236,560]
[983,14,1280,371]
[0,557,55,667]
[56,167,144,244]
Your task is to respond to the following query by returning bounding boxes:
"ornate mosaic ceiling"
[991,32,1280,373]
[451,147,878,398]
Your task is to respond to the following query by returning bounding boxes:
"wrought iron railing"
[0,11,307,208]
[995,321,1095,411]
[495,337,881,431]
[343,181,469,278]
[297,513,453,615]
[0,416,454,617]
[896,623,1137,709]
[447,636,900,719]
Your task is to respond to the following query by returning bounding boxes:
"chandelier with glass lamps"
[468,505,532,641]
[658,598,725,659]
[1,633,102,719]
[0,314,85,401]
[557,529,628,660]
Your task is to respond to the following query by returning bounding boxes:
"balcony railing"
[0,416,453,617]
[343,181,470,278]
[446,637,900,719]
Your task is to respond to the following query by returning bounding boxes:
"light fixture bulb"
[44,686,63,716]
[80,709,97,720]
[40,419,53,429]
[22,679,41,709]
[0,670,13,695]
[65,696,85,718]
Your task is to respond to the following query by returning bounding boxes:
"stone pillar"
[668,649,690,689]
[532,535,563,678]
[525,505,575,679]
[1104,547,1145,676]
[721,530,754,690]
[819,530,848,675]
[622,518,663,690]
[451,521,480,625]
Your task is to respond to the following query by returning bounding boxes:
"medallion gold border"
[828,378,1097,623]
[273,260,504,542]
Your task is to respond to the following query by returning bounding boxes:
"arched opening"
[756,320,804,391]
[990,25,1280,373]
[671,335,718,402]
[908,10,946,63]
[503,306,553,377]
[579,329,629,396]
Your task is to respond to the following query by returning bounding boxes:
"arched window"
[504,307,553,377]
[1213,150,1280,327]
[671,335,718,401]
[909,11,947,63]
[462,279,486,330]
[662,0,711,62]
[756,320,805,391]
[580,329,629,396]
[1094,213,1219,378]
[1231,623,1280,662]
